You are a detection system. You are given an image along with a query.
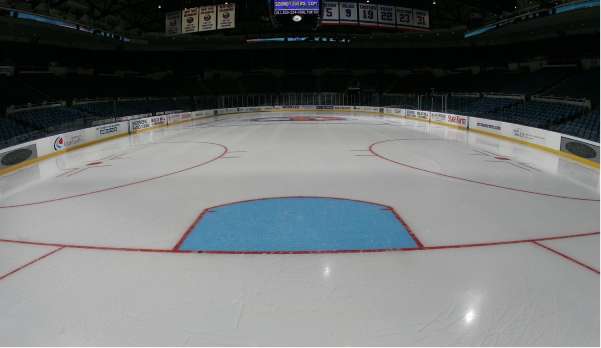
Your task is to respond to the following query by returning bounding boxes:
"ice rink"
[0,111,599,345]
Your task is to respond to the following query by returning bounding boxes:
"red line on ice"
[173,208,210,251]
[0,142,229,209]
[0,247,64,281]
[531,241,599,274]
[0,231,597,256]
[369,139,600,202]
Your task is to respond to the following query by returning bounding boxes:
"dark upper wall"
[1,33,598,74]
[0,4,598,54]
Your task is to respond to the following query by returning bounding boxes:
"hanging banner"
[339,2,358,24]
[181,7,199,34]
[358,3,378,26]
[217,3,236,29]
[395,7,414,28]
[199,5,217,32]
[413,9,430,28]
[321,2,340,24]
[165,11,182,35]
[377,5,395,28]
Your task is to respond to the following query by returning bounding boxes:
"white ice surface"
[0,244,598,346]
[0,112,598,345]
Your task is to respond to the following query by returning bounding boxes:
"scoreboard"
[273,1,320,15]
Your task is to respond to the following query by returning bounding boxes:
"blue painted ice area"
[178,197,418,252]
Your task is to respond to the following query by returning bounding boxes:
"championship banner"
[321,2,340,24]
[165,11,182,35]
[217,3,236,29]
[181,7,199,34]
[199,5,217,32]
[377,5,395,28]
[358,3,378,26]
[395,7,414,28]
[339,2,358,24]
[413,9,430,28]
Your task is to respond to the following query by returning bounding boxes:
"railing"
[6,101,65,114]
[213,93,371,109]
[532,95,591,107]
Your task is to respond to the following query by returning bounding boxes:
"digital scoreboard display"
[273,1,320,15]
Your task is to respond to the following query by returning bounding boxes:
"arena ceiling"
[0,0,579,35]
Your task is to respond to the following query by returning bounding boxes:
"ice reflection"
[464,309,476,324]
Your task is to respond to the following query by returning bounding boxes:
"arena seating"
[239,73,277,94]
[450,96,517,118]
[75,97,193,121]
[0,97,201,148]
[148,98,177,113]
[0,117,36,144]
[5,105,83,142]
[0,105,86,147]
[382,95,418,109]
[202,77,242,95]
[551,109,600,142]
[9,106,85,130]
[542,68,600,103]
[446,95,480,112]
[174,97,194,111]
[385,68,575,95]
[282,74,315,93]
[115,99,150,117]
[0,66,599,147]
[1,97,599,147]
[500,101,587,128]
[74,100,115,118]
[496,68,573,95]
[320,72,353,92]
[148,97,193,113]
[447,97,590,131]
